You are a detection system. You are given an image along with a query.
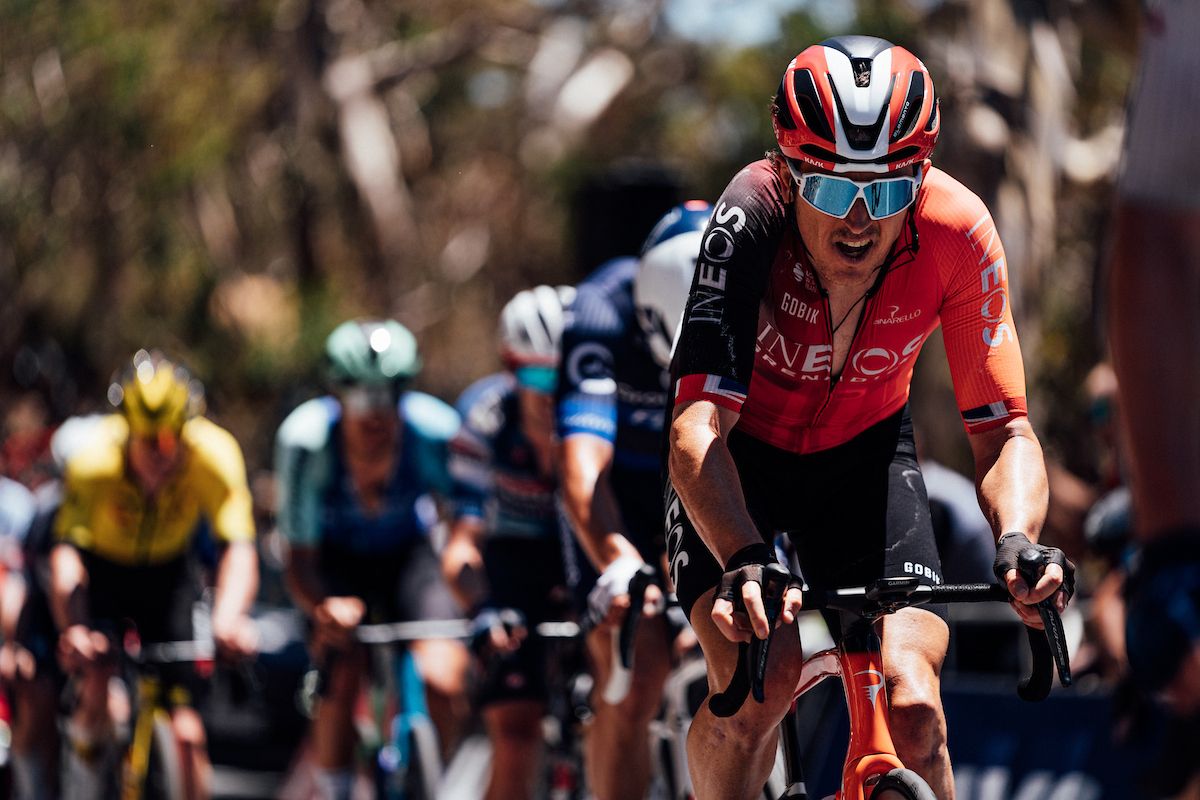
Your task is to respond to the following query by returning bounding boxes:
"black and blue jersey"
[556,257,669,546]
[449,373,559,540]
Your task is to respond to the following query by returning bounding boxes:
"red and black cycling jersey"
[673,159,1027,454]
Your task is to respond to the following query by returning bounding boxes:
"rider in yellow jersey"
[49,350,260,800]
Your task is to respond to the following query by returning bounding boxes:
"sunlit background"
[0,0,1139,498]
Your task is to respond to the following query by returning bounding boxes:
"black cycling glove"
[716,543,780,606]
[993,531,1076,602]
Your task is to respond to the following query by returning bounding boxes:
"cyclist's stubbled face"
[128,431,184,495]
[792,166,914,282]
[341,403,399,460]
[336,383,400,459]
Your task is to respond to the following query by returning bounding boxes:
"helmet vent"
[829,74,891,151]
[890,72,926,143]
[789,69,834,142]
[924,95,939,132]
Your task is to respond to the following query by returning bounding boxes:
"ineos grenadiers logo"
[967,213,1015,348]
[757,321,926,382]
[687,202,746,325]
[664,483,689,588]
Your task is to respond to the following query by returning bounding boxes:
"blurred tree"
[0,0,1140,478]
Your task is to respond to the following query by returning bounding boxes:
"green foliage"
[0,0,1140,480]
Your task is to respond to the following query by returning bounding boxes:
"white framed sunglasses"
[787,159,922,220]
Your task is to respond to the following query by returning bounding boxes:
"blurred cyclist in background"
[441,285,575,800]
[0,474,40,797]
[1107,1,1200,735]
[2,414,109,800]
[274,319,469,800]
[49,350,260,800]
[555,201,711,799]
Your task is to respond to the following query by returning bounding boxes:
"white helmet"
[498,284,576,366]
[634,201,713,369]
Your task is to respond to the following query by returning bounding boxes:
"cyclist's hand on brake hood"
[214,612,259,660]
[993,531,1075,629]
[314,595,366,649]
[588,555,662,627]
[712,543,802,643]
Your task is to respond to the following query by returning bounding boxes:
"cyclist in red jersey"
[665,36,1074,799]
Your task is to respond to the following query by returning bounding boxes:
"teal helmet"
[324,319,422,388]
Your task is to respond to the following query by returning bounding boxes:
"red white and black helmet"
[773,36,939,174]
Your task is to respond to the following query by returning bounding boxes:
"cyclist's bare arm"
[0,570,24,641]
[442,515,487,611]
[212,539,259,656]
[283,545,329,618]
[48,543,89,631]
[668,399,802,641]
[967,418,1061,624]
[559,433,641,571]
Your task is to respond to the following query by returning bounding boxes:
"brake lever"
[618,566,655,669]
[749,563,791,703]
[710,562,791,717]
[1015,548,1072,701]
[602,565,655,705]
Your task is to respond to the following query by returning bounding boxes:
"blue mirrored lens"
[862,179,915,218]
[515,365,557,393]
[801,176,860,218]
[800,175,916,219]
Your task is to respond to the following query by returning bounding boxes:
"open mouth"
[835,238,873,260]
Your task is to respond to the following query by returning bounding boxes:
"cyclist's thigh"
[317,541,398,608]
[683,585,803,711]
[665,468,776,624]
[12,570,62,685]
[478,538,567,708]
[781,410,945,599]
[394,538,464,622]
[879,608,950,685]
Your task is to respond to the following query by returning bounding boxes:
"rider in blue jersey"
[275,319,470,800]
[442,285,575,800]
[555,201,712,800]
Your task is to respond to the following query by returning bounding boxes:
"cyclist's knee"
[888,682,947,764]
[625,627,672,702]
[484,702,543,743]
[413,639,470,696]
[170,707,207,749]
[700,630,801,739]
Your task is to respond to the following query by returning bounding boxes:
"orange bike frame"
[791,626,903,800]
